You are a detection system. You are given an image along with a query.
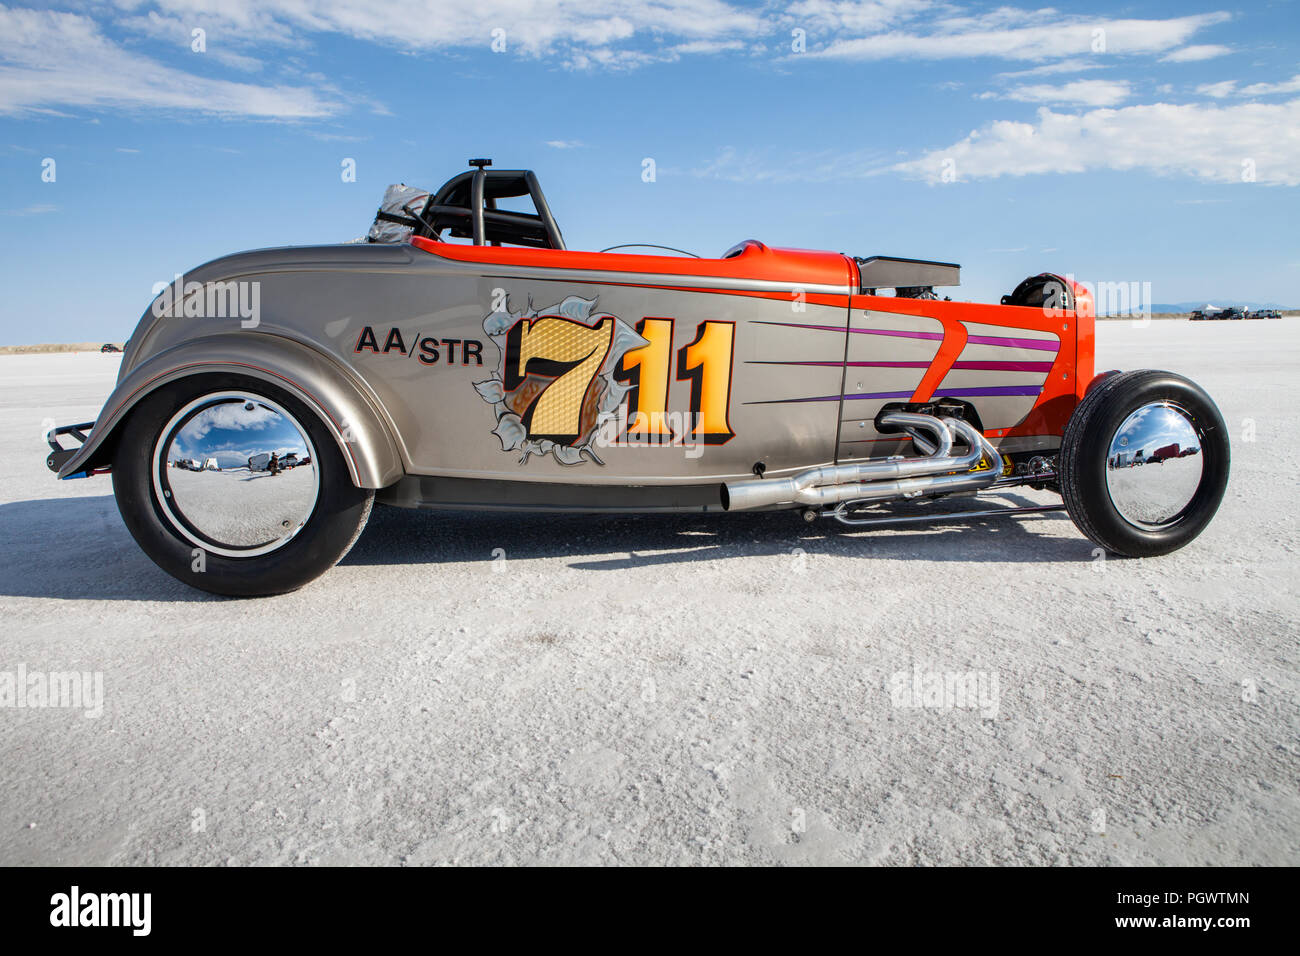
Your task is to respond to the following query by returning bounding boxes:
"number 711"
[507,315,736,446]
[617,318,735,445]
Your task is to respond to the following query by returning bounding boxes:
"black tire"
[112,373,374,597]
[1059,369,1229,557]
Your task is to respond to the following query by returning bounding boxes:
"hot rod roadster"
[46,159,1230,596]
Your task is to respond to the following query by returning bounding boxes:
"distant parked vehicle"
[1249,309,1281,320]
[1149,442,1181,464]
[101,343,121,353]
[1197,307,1245,320]
[1188,310,1207,321]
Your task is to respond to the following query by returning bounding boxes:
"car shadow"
[0,495,225,603]
[0,490,1093,602]
[342,491,1092,570]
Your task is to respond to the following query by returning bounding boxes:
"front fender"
[58,332,404,488]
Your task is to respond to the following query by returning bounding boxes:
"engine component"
[720,411,1000,512]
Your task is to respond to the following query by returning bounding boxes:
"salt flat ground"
[0,321,1296,866]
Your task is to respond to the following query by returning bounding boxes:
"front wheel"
[1059,369,1229,557]
[112,374,374,596]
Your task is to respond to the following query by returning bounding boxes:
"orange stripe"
[412,236,854,288]
[910,317,967,402]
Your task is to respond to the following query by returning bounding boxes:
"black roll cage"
[414,160,566,250]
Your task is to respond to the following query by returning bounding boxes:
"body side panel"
[86,243,854,488]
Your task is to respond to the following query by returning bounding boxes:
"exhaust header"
[720,412,1000,512]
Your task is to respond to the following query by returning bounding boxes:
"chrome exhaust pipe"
[720,412,1001,512]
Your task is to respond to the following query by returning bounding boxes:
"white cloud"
[0,1,1244,120]
[782,0,935,33]
[1160,44,1231,63]
[1240,74,1300,96]
[4,203,58,216]
[179,401,277,442]
[693,144,890,183]
[893,99,1300,186]
[117,0,766,66]
[671,39,747,55]
[106,2,1233,72]
[308,131,368,142]
[996,59,1106,79]
[810,12,1230,61]
[0,7,337,118]
[1196,80,1238,99]
[982,79,1132,107]
[563,47,661,70]
[118,12,267,71]
[1196,74,1300,99]
[545,139,585,149]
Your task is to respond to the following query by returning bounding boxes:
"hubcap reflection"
[1105,402,1203,530]
[151,392,319,557]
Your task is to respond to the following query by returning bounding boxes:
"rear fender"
[57,333,404,488]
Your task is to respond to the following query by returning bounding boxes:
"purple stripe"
[746,390,913,405]
[933,386,1043,397]
[852,361,930,368]
[750,360,1055,371]
[754,321,845,333]
[844,386,1042,400]
[853,327,945,341]
[966,333,1058,352]
[952,361,1055,372]
[755,321,1058,353]
[842,390,924,401]
[750,384,1042,405]
[853,325,1059,350]
[754,390,915,403]
[748,360,931,368]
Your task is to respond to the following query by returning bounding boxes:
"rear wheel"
[1059,369,1229,557]
[112,374,373,596]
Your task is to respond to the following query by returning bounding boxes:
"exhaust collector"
[720,412,1000,512]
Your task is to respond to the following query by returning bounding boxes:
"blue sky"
[1,0,1297,344]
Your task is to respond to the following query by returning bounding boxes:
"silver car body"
[59,240,1086,511]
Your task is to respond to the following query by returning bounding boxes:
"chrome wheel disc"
[1105,401,1203,530]
[151,391,320,558]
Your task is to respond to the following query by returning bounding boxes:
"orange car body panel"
[410,236,855,289]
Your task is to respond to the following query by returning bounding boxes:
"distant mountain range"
[1149,301,1293,313]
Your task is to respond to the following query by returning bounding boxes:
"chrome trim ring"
[150,391,320,558]
[1105,401,1203,530]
